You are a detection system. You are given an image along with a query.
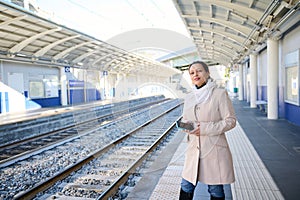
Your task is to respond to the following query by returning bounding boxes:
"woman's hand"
[184,123,200,136]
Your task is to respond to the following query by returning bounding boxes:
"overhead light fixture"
[16,53,26,57]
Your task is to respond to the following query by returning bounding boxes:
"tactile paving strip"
[149,122,284,200]
[227,122,284,200]
[149,138,187,199]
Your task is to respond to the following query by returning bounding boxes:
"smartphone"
[176,120,194,131]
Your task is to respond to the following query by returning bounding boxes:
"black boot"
[179,189,194,200]
[210,195,225,200]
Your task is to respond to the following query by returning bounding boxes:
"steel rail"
[13,102,182,200]
[97,121,177,200]
[0,99,168,167]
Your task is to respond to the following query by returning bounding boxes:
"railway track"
[0,98,168,167]
[0,98,183,200]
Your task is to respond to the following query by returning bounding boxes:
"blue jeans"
[181,178,225,198]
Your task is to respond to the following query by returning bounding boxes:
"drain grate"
[293,147,300,154]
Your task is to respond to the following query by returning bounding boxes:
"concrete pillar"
[0,60,3,82]
[244,63,250,103]
[250,54,257,108]
[83,70,87,102]
[101,71,107,100]
[115,73,127,99]
[60,67,68,106]
[267,38,279,119]
[238,64,244,101]
[232,75,237,96]
[106,73,115,99]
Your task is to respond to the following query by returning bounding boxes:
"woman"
[179,61,236,200]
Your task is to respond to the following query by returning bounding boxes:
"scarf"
[192,79,217,104]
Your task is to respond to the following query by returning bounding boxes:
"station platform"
[0,96,164,145]
[126,98,300,200]
[0,99,114,126]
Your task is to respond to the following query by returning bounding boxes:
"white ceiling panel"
[173,0,300,65]
[0,1,179,77]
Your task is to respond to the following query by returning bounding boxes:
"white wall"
[258,50,267,86]
[3,62,59,92]
[281,25,300,88]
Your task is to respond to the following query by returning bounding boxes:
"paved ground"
[127,98,300,200]
[232,99,300,200]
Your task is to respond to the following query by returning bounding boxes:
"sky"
[34,0,190,42]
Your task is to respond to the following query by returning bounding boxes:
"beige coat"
[182,87,236,185]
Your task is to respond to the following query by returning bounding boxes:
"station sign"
[65,66,71,73]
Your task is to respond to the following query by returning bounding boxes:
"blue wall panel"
[278,86,285,118]
[32,97,60,107]
[70,89,84,104]
[257,86,268,111]
[256,86,299,124]
[24,90,61,108]
[86,88,97,102]
[96,90,101,100]
[4,92,8,112]
[285,103,300,126]
[257,86,263,100]
[261,86,268,101]
[110,88,115,97]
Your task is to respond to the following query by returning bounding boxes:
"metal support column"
[238,64,244,101]
[267,38,279,119]
[250,54,257,108]
[60,67,68,106]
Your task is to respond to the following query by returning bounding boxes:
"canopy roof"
[173,0,300,66]
[0,1,179,77]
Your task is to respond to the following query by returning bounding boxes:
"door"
[8,72,24,94]
[7,72,26,112]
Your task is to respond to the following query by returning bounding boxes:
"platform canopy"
[0,1,180,77]
[173,0,300,66]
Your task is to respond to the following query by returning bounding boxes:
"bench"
[256,100,268,113]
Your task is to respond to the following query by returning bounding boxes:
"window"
[29,74,59,99]
[29,81,44,98]
[285,49,299,105]
[44,75,59,98]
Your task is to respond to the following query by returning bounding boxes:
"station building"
[0,0,299,127]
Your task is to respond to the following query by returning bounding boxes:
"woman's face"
[189,63,210,87]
